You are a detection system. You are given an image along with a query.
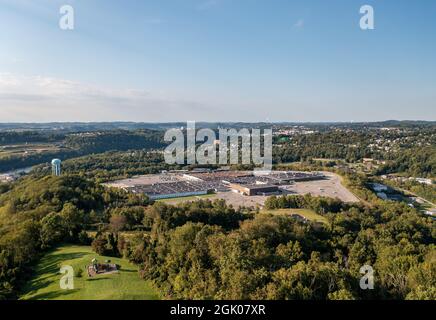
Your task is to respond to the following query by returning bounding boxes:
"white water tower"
[51,159,62,176]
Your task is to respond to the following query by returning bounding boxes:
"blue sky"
[0,0,435,122]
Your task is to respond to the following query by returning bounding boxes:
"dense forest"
[2,124,435,178]
[32,151,175,182]
[0,131,65,145]
[0,130,166,172]
[113,194,434,300]
[375,147,436,178]
[0,175,149,299]
[0,122,435,300]
[64,130,165,153]
[273,127,435,168]
[0,172,434,300]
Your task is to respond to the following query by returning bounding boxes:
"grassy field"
[20,245,159,300]
[261,208,328,224]
[0,143,60,159]
[155,193,216,204]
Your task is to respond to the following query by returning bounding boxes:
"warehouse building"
[229,183,279,196]
[106,170,324,200]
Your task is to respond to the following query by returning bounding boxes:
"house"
[414,178,433,185]
[372,183,388,192]
[291,214,308,223]
[425,209,436,216]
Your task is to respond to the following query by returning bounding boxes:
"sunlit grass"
[261,208,328,224]
[20,245,159,300]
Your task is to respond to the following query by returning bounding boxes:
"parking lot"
[207,172,359,208]
[106,171,359,207]
[285,172,359,203]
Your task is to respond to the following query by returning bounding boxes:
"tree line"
[117,197,435,300]
[0,174,149,299]
[0,130,166,173]
[0,172,434,300]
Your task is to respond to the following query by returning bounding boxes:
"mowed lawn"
[155,193,216,204]
[261,208,328,224]
[20,245,160,300]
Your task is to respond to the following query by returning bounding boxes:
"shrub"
[75,268,83,278]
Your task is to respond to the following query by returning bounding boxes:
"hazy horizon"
[0,119,434,125]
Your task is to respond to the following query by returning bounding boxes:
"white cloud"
[0,73,220,122]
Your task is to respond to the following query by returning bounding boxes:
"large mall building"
[105,169,325,200]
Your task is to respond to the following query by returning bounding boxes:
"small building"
[0,174,15,183]
[425,209,436,216]
[414,178,433,185]
[372,183,388,192]
[291,214,308,223]
[88,258,118,277]
[377,192,388,200]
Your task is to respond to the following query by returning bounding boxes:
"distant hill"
[0,120,435,132]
